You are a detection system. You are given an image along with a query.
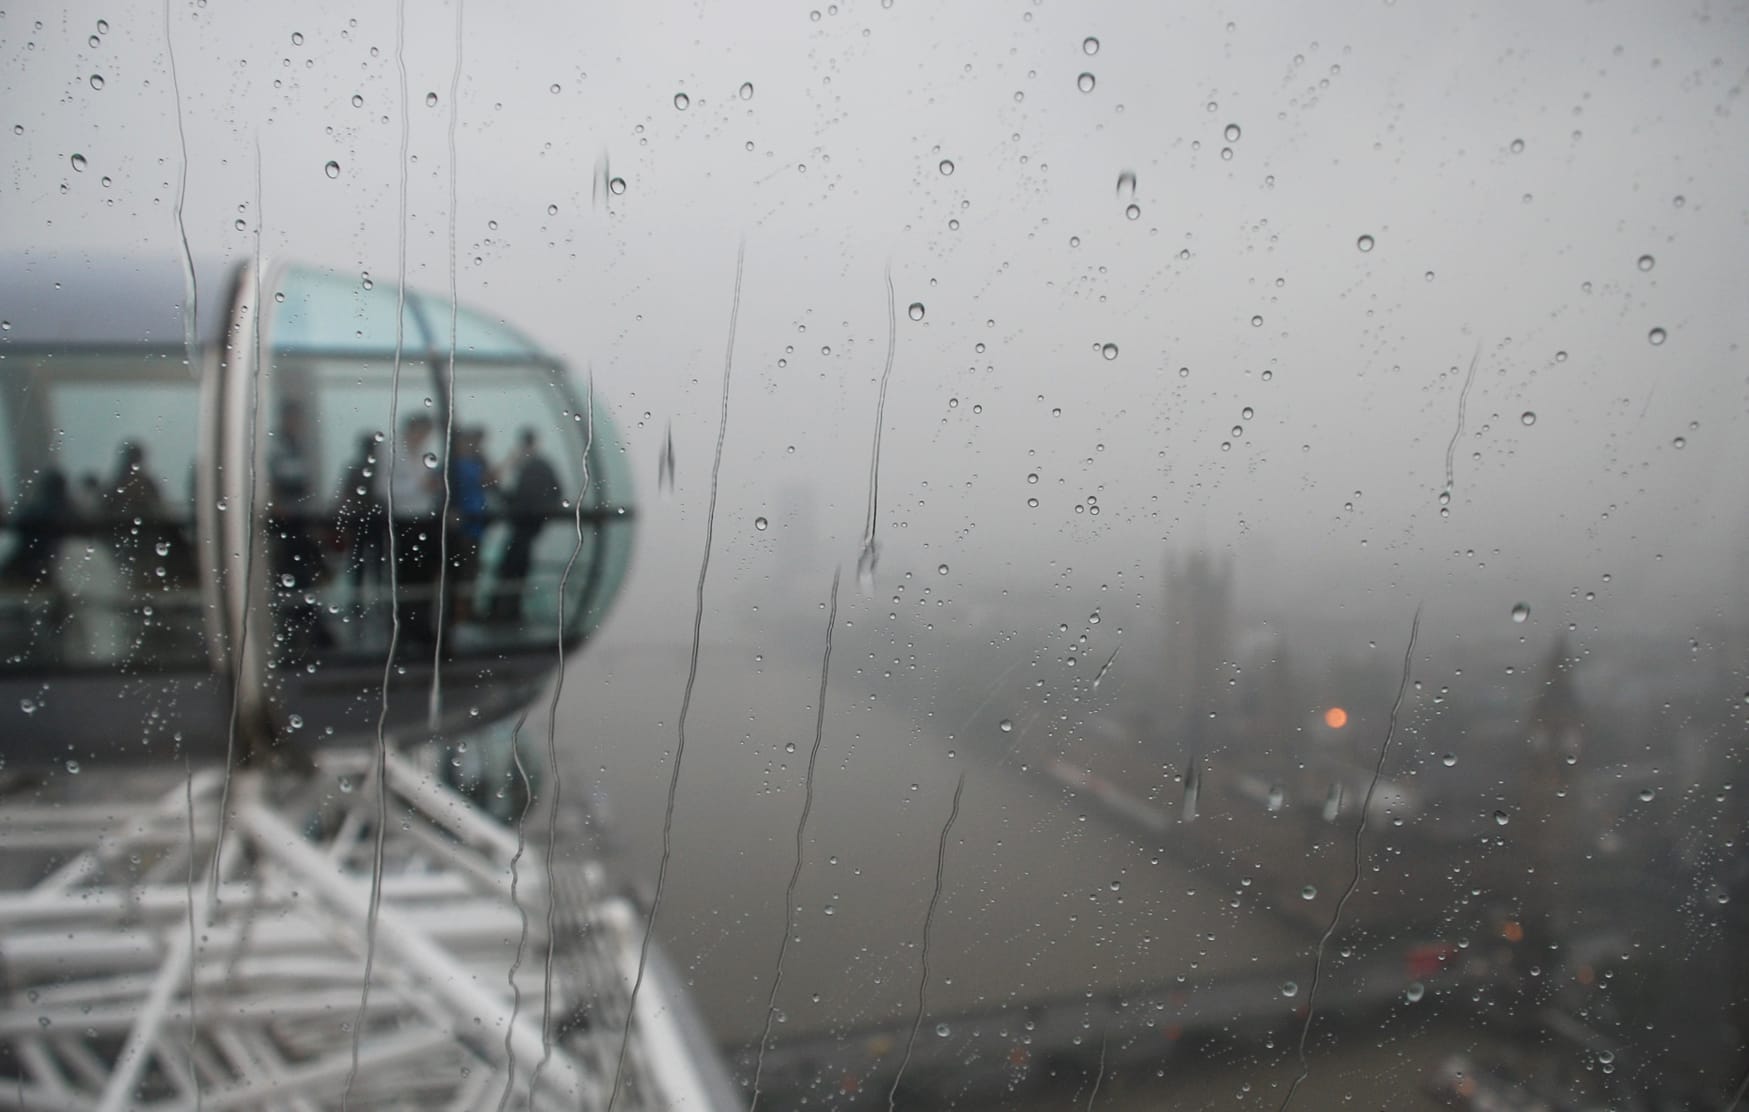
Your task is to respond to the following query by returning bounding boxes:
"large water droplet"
[70,153,88,172]
[608,176,627,195]
[1672,436,1686,450]
[65,759,81,774]
[1125,203,1140,220]
[1509,137,1525,153]
[1493,810,1510,826]
[1405,982,1426,1003]
[1280,981,1298,997]
[1077,72,1096,93]
[857,538,879,593]
[937,563,949,575]
[754,516,768,531]
[1637,254,1654,272]
[908,302,926,321]
[1082,36,1099,55]
[1181,760,1201,823]
[324,160,340,179]
[938,158,955,176]
[658,421,676,495]
[89,74,105,90]
[1520,411,1536,427]
[1224,123,1241,142]
[1300,884,1317,901]
[673,92,690,111]
[1115,169,1136,197]
[422,451,440,470]
[1100,342,1118,360]
[1647,326,1666,345]
[739,81,754,101]
[1356,234,1374,252]
[1442,753,1457,768]
[351,93,364,108]
[998,719,1014,733]
[1511,602,1530,623]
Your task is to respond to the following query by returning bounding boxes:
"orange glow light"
[1324,706,1349,729]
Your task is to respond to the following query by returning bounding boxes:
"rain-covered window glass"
[1,3,1745,1110]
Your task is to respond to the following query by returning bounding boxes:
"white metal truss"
[0,749,729,1111]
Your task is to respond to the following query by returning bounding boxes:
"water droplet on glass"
[937,563,949,575]
[1266,784,1285,812]
[422,451,440,470]
[351,94,364,108]
[291,31,304,45]
[19,698,37,715]
[609,176,627,195]
[1250,314,1263,327]
[1082,36,1099,55]
[998,719,1014,733]
[1101,342,1118,360]
[1511,602,1530,623]
[754,516,768,531]
[65,759,81,774]
[1509,137,1525,153]
[1280,981,1298,997]
[70,153,87,172]
[673,92,690,110]
[935,1023,951,1038]
[1493,810,1510,826]
[1077,72,1096,93]
[739,81,754,101]
[547,203,559,215]
[1520,411,1536,427]
[1405,982,1426,1003]
[1442,753,1457,767]
[938,158,955,176]
[89,74,104,90]
[1672,436,1686,450]
[1637,254,1654,271]
[1300,885,1317,901]
[908,302,926,321]
[1125,203,1140,220]
[1648,326,1666,345]
[1115,169,1136,197]
[324,160,340,179]
[1224,123,1241,142]
[1356,234,1374,252]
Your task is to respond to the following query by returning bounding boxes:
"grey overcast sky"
[5,0,1748,645]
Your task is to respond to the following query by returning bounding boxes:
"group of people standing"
[310,412,565,650]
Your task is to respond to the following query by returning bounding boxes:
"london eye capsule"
[0,255,635,768]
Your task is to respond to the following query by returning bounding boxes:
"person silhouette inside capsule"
[2,468,70,588]
[446,425,492,625]
[334,432,388,626]
[383,413,443,646]
[267,400,334,652]
[488,426,562,625]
